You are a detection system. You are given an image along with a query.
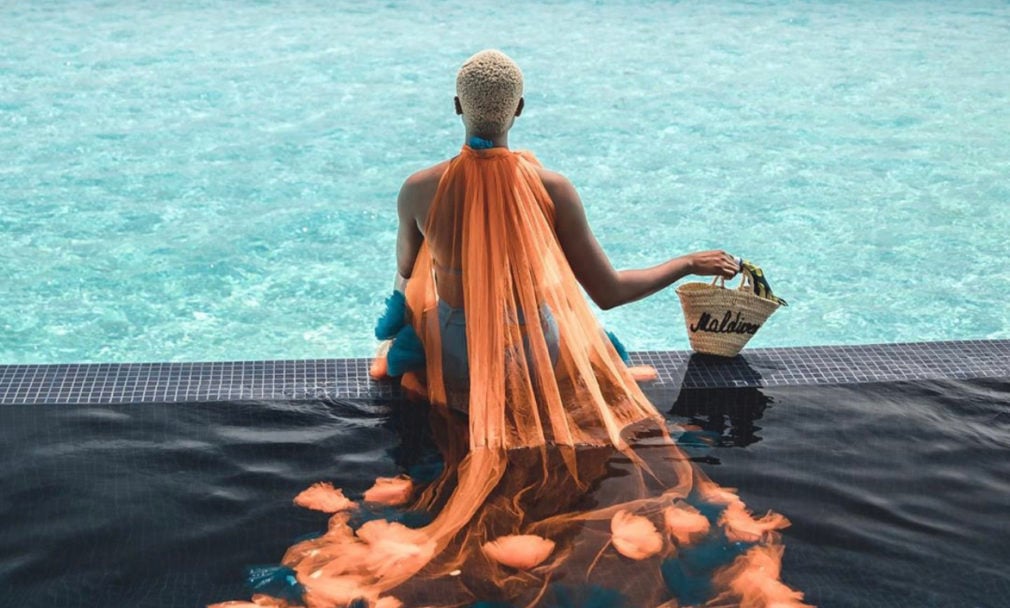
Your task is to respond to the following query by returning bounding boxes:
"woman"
[213,50,808,608]
[393,50,741,422]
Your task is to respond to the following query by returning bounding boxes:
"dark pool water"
[2,378,1008,607]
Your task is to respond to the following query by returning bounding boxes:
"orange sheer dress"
[211,146,809,608]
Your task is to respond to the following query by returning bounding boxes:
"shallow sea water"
[2,0,1009,364]
[1,379,1008,606]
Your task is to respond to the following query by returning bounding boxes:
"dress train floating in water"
[211,146,810,608]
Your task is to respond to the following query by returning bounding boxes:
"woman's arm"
[395,175,425,280]
[544,171,739,310]
[394,162,450,282]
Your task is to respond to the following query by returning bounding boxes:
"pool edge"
[2,339,1008,406]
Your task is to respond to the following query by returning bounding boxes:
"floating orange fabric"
[211,146,808,607]
[481,534,556,570]
[293,482,357,514]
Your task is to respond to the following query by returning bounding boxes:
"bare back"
[398,153,585,310]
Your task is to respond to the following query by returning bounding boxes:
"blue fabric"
[660,558,712,606]
[467,135,495,149]
[673,428,720,459]
[660,528,754,605]
[605,330,631,364]
[438,300,562,389]
[348,508,434,530]
[408,458,445,484]
[543,584,628,608]
[386,323,425,377]
[245,565,304,603]
[678,534,752,572]
[374,290,406,340]
[437,300,469,386]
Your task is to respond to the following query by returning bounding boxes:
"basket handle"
[708,267,754,291]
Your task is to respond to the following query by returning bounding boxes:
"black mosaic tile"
[1,340,1008,406]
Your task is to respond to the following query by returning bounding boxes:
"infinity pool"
[3,0,1009,364]
[2,378,1008,606]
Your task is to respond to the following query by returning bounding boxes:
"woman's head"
[455,49,524,138]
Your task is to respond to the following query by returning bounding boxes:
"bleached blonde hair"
[456,49,524,137]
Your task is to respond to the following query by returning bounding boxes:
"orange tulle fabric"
[406,145,663,454]
[482,534,556,570]
[211,146,809,607]
[293,483,357,514]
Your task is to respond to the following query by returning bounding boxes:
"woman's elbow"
[581,276,625,310]
[591,291,622,311]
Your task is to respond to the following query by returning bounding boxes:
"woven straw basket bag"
[675,268,780,357]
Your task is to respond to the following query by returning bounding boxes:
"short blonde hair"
[456,49,524,137]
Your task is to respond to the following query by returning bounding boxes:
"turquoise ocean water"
[3,1,1008,364]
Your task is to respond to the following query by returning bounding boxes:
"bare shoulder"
[533,166,581,211]
[401,160,451,198]
[398,159,452,220]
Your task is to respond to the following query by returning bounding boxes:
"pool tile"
[1,339,1008,405]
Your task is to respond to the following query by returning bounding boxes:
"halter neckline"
[461,144,513,157]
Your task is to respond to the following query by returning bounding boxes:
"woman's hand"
[688,250,740,278]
